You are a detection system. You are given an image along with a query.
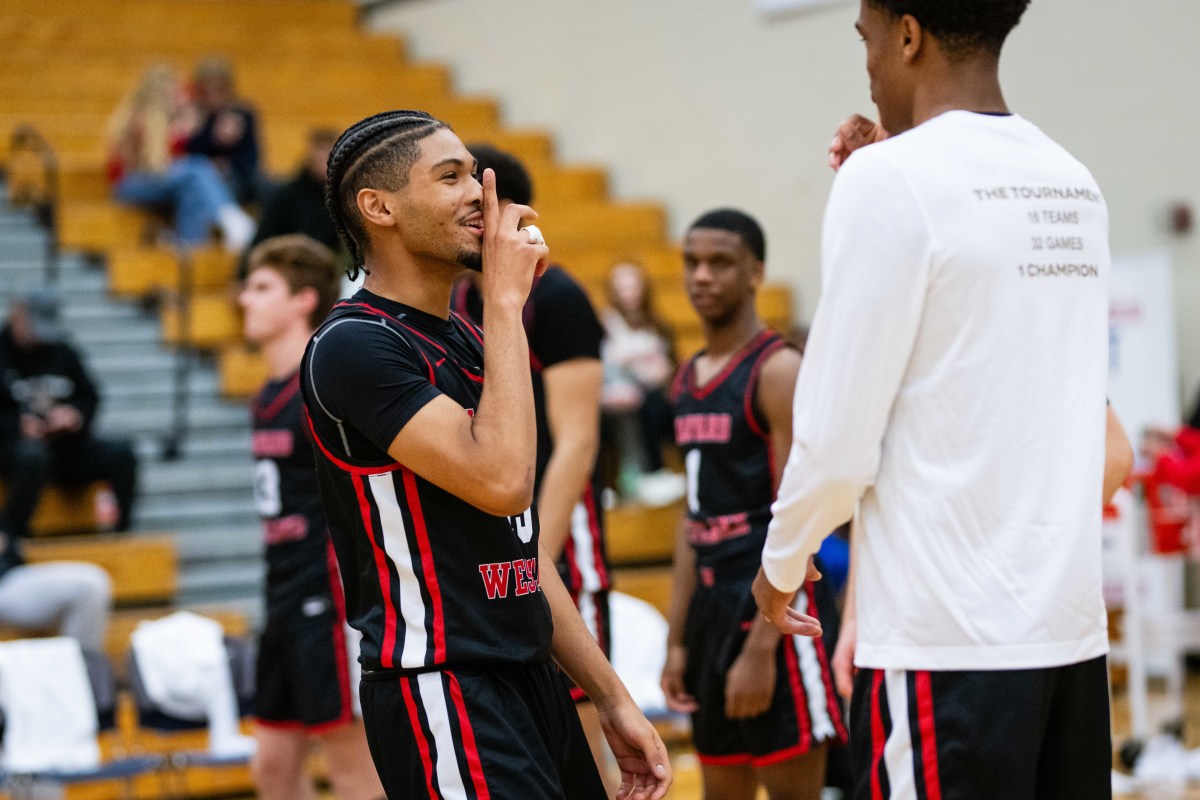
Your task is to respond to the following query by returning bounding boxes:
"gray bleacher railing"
[7,125,60,284]
[163,247,195,461]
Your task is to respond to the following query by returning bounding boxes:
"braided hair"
[324,110,448,280]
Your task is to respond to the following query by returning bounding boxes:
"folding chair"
[127,635,257,797]
[1,646,168,800]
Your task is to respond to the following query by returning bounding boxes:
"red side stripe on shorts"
[782,637,813,753]
[916,671,943,800]
[399,677,440,799]
[353,474,397,668]
[582,485,610,588]
[325,539,354,726]
[807,584,849,742]
[870,670,886,800]
[402,468,446,663]
[446,672,491,800]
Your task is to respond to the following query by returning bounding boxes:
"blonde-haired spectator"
[106,65,254,251]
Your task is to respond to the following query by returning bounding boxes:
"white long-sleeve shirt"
[763,111,1111,671]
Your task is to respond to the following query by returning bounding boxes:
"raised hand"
[829,114,889,171]
[480,167,550,309]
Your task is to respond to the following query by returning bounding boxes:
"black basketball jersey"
[251,372,338,616]
[670,329,788,576]
[451,267,611,596]
[300,289,553,674]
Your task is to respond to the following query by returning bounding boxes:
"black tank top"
[671,329,788,580]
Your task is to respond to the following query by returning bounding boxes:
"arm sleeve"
[761,151,933,592]
[528,270,603,368]
[306,321,444,454]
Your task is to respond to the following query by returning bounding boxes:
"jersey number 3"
[253,459,282,517]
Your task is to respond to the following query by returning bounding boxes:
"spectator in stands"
[599,261,675,496]
[106,65,255,251]
[0,528,111,651]
[185,55,272,205]
[0,290,139,541]
[241,128,342,278]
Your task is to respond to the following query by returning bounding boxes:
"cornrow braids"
[324,110,448,280]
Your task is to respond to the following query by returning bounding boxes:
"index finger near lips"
[481,168,499,231]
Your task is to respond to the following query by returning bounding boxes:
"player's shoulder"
[755,335,801,385]
[533,264,589,302]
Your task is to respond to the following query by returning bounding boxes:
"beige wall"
[370,0,1200,403]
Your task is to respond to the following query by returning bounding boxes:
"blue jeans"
[113,155,235,244]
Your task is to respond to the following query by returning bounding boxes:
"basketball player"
[238,234,384,800]
[752,1,1117,797]
[300,111,669,800]
[449,144,616,793]
[661,209,845,800]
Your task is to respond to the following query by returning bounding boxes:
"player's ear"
[357,188,398,230]
[750,259,765,289]
[295,286,319,317]
[900,13,923,62]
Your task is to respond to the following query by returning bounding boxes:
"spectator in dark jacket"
[241,128,342,278]
[0,290,138,539]
[185,55,270,205]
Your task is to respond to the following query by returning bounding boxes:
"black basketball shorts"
[685,580,847,766]
[360,660,606,800]
[851,655,1111,800]
[256,591,355,732]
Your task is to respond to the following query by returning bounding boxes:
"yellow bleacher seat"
[23,534,178,606]
[0,482,102,535]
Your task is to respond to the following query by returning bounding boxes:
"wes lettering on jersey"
[300,289,553,674]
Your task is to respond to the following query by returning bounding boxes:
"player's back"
[840,111,1110,670]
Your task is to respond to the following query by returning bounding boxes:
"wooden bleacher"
[1,0,795,394]
[0,1,796,793]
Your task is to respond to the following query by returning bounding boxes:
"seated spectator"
[186,55,272,206]
[106,65,254,251]
[0,529,111,651]
[241,128,342,278]
[0,290,139,541]
[599,262,675,496]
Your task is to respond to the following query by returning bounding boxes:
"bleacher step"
[97,401,249,437]
[135,493,258,528]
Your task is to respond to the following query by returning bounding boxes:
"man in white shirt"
[752,1,1120,797]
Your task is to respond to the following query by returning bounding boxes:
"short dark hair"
[467,143,533,206]
[247,234,342,329]
[325,110,448,279]
[867,0,1030,58]
[688,208,766,262]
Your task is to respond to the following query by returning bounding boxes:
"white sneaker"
[217,206,256,253]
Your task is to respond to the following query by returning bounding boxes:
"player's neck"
[703,305,764,358]
[362,255,457,320]
[261,323,311,381]
[909,62,1008,130]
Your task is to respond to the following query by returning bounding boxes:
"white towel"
[0,637,101,772]
[131,611,255,757]
[608,592,669,714]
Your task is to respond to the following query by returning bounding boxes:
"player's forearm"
[542,547,631,711]
[762,444,860,592]
[665,521,696,647]
[472,302,537,511]
[535,432,599,560]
